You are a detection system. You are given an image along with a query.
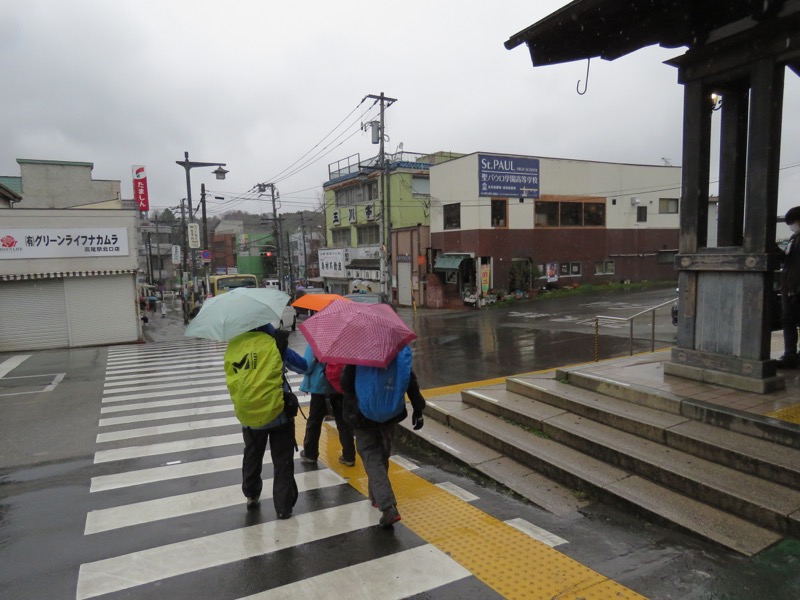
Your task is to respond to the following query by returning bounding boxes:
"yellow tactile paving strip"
[294,415,646,599]
[767,403,800,424]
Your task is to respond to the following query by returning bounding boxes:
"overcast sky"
[3,0,799,219]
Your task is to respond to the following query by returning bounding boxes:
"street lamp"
[175,151,227,316]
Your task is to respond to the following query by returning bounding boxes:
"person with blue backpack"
[340,345,425,528]
[298,344,356,467]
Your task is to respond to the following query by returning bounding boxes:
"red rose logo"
[1,235,17,248]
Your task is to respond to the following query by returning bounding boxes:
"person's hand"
[412,410,424,430]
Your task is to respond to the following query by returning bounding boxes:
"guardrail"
[593,297,678,360]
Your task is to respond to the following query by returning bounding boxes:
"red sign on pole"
[132,165,150,211]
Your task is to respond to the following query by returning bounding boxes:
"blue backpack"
[355,346,413,422]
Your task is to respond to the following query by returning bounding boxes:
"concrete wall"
[17,160,121,209]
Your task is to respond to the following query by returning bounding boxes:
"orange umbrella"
[291,293,351,312]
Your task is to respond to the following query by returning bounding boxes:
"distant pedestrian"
[778,206,800,369]
[341,346,425,528]
[298,346,356,467]
[223,324,307,518]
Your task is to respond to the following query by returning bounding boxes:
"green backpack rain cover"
[224,331,284,428]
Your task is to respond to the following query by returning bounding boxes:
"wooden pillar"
[716,87,749,248]
[675,80,712,349]
[743,58,784,254]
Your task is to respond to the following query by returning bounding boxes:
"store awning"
[433,254,470,271]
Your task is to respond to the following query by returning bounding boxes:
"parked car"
[294,287,326,317]
[344,292,388,304]
[270,304,297,331]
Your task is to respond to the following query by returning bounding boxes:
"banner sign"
[187,223,201,249]
[478,154,540,198]
[171,244,182,265]
[132,165,150,211]
[0,227,129,259]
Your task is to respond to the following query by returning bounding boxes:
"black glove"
[412,410,424,430]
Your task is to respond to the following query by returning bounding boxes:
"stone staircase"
[413,367,800,556]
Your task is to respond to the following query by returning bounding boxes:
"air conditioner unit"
[631,197,640,205]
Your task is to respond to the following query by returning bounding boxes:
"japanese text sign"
[478,154,540,198]
[0,227,129,259]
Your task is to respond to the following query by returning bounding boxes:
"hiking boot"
[300,450,317,464]
[246,496,260,510]
[379,505,401,528]
[338,455,356,467]
[776,355,799,369]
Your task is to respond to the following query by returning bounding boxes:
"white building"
[0,160,141,351]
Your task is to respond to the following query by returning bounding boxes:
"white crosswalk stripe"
[76,340,476,599]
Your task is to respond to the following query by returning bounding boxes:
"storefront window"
[560,202,582,226]
[534,201,558,226]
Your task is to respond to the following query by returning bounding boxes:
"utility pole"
[299,212,308,282]
[364,92,397,301]
[153,210,163,296]
[201,183,210,297]
[256,182,291,290]
[286,229,294,291]
[180,198,189,324]
[146,232,154,285]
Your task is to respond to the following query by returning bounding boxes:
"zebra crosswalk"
[75,340,487,599]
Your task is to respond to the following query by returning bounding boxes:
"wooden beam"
[674,252,780,271]
[678,80,711,254]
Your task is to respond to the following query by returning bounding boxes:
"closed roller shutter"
[64,275,139,347]
[0,280,70,351]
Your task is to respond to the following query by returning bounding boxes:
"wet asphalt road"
[1,285,798,599]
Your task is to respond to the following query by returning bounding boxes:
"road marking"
[0,372,65,397]
[103,375,224,394]
[85,469,346,534]
[389,455,418,471]
[90,453,251,492]
[95,416,239,443]
[101,384,230,403]
[76,501,377,599]
[244,544,471,600]
[0,355,30,378]
[100,393,231,413]
[98,403,232,426]
[435,481,479,502]
[505,517,569,547]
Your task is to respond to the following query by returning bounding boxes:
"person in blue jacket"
[298,344,356,467]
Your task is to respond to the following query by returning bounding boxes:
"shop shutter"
[0,279,69,351]
[64,275,139,347]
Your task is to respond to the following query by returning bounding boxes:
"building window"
[356,224,380,246]
[331,228,350,247]
[637,206,648,222]
[560,202,582,226]
[594,260,615,275]
[335,186,363,207]
[659,198,679,214]
[444,203,461,230]
[491,199,507,227]
[369,181,379,200]
[583,203,606,226]
[412,177,430,196]
[534,201,559,226]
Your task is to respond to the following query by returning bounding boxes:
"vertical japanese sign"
[132,165,150,211]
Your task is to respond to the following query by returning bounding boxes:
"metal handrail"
[594,298,677,360]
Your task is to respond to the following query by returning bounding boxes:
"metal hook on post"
[576,58,591,95]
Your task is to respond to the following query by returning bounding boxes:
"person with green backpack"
[224,324,306,519]
[340,345,426,528]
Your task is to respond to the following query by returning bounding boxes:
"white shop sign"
[0,227,129,259]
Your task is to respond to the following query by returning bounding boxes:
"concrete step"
[396,392,590,517]
[503,377,800,489]
[421,394,782,556]
[558,368,800,450]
